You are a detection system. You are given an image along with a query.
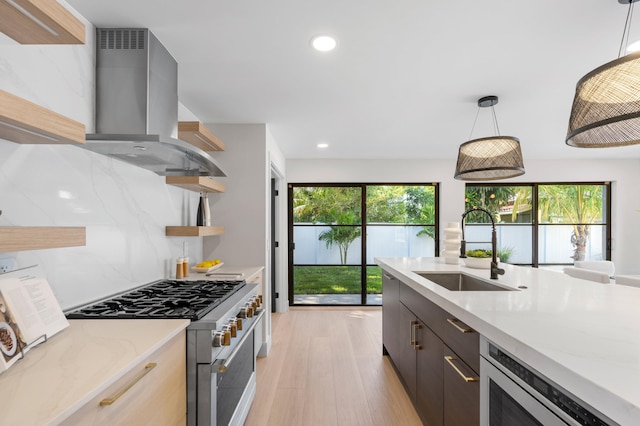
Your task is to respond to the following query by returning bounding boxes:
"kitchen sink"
[415,272,515,291]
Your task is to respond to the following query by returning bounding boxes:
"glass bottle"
[196,192,206,226]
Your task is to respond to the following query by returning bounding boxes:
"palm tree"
[538,185,603,261]
[318,211,361,264]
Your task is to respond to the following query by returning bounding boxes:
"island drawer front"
[399,283,447,338]
[400,282,479,374]
[443,316,480,374]
[63,331,186,426]
[443,346,479,426]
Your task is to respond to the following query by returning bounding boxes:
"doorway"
[288,183,439,306]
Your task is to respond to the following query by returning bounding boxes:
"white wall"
[202,124,267,265]
[266,127,289,313]
[0,13,205,310]
[202,123,287,352]
[286,158,640,275]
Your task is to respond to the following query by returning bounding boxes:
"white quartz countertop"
[375,257,640,425]
[186,265,264,282]
[0,319,189,426]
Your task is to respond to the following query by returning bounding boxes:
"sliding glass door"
[289,183,438,305]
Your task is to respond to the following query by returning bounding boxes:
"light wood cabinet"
[0,89,85,145]
[0,0,85,44]
[63,331,187,426]
[0,226,86,252]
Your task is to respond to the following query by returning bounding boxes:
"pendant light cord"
[619,1,635,58]
[468,101,502,139]
[468,106,481,140]
[491,105,501,136]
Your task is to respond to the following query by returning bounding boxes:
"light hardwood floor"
[245,307,422,426]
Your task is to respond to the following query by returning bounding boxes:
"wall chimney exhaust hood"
[81,28,225,177]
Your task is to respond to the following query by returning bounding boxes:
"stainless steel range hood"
[81,28,225,177]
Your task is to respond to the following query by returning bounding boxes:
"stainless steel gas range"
[65,278,264,426]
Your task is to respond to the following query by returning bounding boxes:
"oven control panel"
[488,344,611,426]
[213,295,263,348]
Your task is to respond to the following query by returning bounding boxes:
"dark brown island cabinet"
[382,271,480,426]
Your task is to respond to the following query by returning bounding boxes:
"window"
[464,182,611,267]
[289,183,438,305]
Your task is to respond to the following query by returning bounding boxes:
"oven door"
[216,327,255,425]
[481,357,568,426]
[196,309,264,426]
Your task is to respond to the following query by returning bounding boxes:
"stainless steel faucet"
[460,207,505,279]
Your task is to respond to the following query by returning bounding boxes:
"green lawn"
[293,265,382,294]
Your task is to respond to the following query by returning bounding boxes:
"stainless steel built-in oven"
[195,307,264,426]
[480,337,617,426]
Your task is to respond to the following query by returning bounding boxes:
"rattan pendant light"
[567,0,640,147]
[454,96,525,181]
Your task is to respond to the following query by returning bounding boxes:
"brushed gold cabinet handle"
[413,321,421,350]
[444,356,478,383]
[446,318,473,334]
[409,320,417,346]
[99,362,157,406]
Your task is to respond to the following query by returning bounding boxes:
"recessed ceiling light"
[317,143,329,148]
[310,35,337,52]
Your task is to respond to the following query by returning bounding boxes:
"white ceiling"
[65,0,640,161]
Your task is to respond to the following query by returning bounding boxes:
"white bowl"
[463,257,498,269]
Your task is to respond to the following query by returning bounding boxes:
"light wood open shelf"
[165,176,225,193]
[0,0,85,44]
[0,90,86,145]
[165,226,224,237]
[178,121,225,152]
[0,227,86,252]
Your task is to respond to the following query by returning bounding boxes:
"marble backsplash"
[0,140,205,311]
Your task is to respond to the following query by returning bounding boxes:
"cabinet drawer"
[399,282,447,337]
[443,346,479,426]
[63,331,186,426]
[442,316,480,374]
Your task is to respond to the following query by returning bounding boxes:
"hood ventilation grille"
[99,29,145,50]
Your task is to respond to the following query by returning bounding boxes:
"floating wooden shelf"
[0,227,86,252]
[0,0,86,44]
[165,226,224,237]
[0,90,85,145]
[178,121,225,152]
[165,176,225,193]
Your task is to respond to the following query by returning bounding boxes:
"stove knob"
[222,328,232,346]
[239,306,251,318]
[227,320,237,337]
[246,304,254,317]
[212,332,226,347]
[251,298,259,309]
[258,294,263,304]
[235,317,243,330]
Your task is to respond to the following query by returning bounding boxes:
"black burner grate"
[65,279,246,320]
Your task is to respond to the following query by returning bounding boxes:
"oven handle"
[212,308,265,374]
